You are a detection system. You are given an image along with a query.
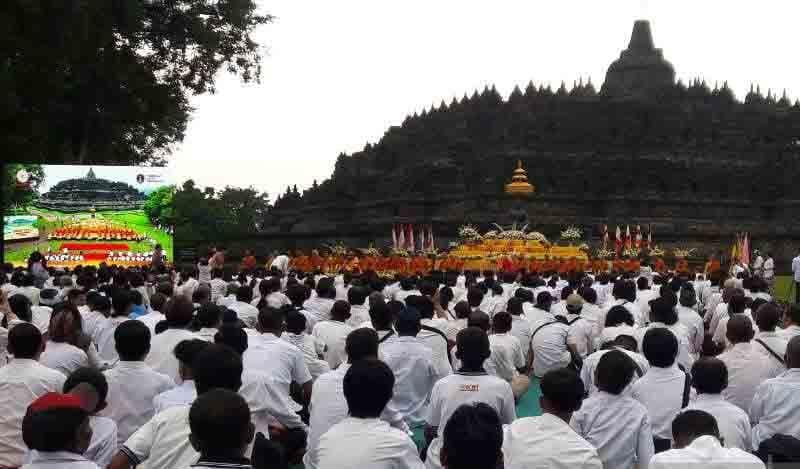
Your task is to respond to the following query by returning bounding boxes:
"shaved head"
[726,315,754,344]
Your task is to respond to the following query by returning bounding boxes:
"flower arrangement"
[458,225,483,242]
[483,230,499,239]
[422,247,439,256]
[560,225,582,241]
[501,230,526,240]
[325,242,349,257]
[390,247,410,257]
[622,246,641,258]
[577,243,589,252]
[649,245,665,257]
[673,247,696,259]
[595,248,615,259]
[361,246,381,257]
[525,231,549,243]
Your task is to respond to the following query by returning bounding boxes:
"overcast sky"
[168,0,800,201]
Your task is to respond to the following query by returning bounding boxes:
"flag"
[407,224,415,251]
[427,225,435,250]
[615,226,622,256]
[647,224,652,249]
[418,225,426,252]
[635,225,642,248]
[741,233,751,266]
[731,233,739,263]
[398,224,405,250]
[392,225,398,249]
[601,224,609,250]
[624,225,632,250]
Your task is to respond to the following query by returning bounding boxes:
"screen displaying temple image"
[3,164,173,268]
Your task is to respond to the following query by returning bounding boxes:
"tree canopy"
[173,180,269,240]
[0,0,270,165]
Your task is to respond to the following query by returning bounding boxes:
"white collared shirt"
[317,417,423,469]
[581,347,649,395]
[631,365,691,440]
[510,314,533,361]
[92,316,131,362]
[0,359,66,467]
[304,297,335,323]
[281,332,330,380]
[444,318,468,342]
[713,310,755,348]
[121,405,197,469]
[20,450,100,469]
[503,413,603,469]
[750,368,800,448]
[753,332,788,369]
[524,305,554,330]
[153,379,196,413]
[136,310,165,336]
[380,335,439,424]
[240,368,305,431]
[778,325,800,341]
[566,314,595,357]
[686,394,752,451]
[195,327,218,342]
[27,416,119,468]
[346,304,370,327]
[597,324,640,349]
[718,342,784,413]
[570,391,655,469]
[144,328,200,383]
[312,320,353,369]
[676,305,705,356]
[228,300,259,328]
[39,340,89,377]
[649,435,765,469]
[304,363,408,469]
[793,256,800,282]
[489,333,525,382]
[637,322,694,371]
[208,278,228,302]
[243,333,312,395]
[102,360,174,442]
[530,320,570,378]
[418,318,453,378]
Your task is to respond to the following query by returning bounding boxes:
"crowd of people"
[0,248,798,469]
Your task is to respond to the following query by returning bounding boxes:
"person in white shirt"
[0,323,67,468]
[208,268,228,304]
[184,388,255,469]
[752,302,789,370]
[282,310,330,380]
[270,252,290,274]
[526,291,555,330]
[227,285,259,329]
[254,277,290,310]
[636,277,658,323]
[581,335,649,395]
[135,292,167,337]
[576,287,603,340]
[750,336,800,453]
[564,294,595,358]
[505,297,532,358]
[424,327,516,469]
[312,300,354,369]
[503,368,602,469]
[717,316,783,412]
[304,328,409,469]
[686,357,752,451]
[193,303,222,342]
[607,280,645,326]
[441,403,505,469]
[712,291,751,348]
[571,349,655,469]
[304,278,337,325]
[638,296,694,371]
[103,320,174,442]
[40,304,90,377]
[346,286,371,327]
[793,249,800,304]
[380,307,440,426]
[489,312,528,399]
[632,328,692,453]
[597,304,640,349]
[779,304,800,341]
[144,296,200,383]
[650,409,765,468]
[20,389,100,469]
[93,291,135,363]
[762,253,775,293]
[676,286,705,358]
[408,295,452,379]
[444,301,470,342]
[177,268,200,301]
[393,277,422,305]
[152,339,209,413]
[316,359,424,469]
[109,344,247,469]
[530,311,571,378]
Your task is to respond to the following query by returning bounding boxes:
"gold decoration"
[505,160,535,195]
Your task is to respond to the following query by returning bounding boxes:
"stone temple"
[36,168,146,212]
[266,20,800,264]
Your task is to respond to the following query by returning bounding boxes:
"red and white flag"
[397,224,405,250]
[392,225,398,249]
[635,225,642,248]
[427,225,435,250]
[406,224,415,251]
[624,225,632,250]
[418,225,426,252]
[615,226,622,256]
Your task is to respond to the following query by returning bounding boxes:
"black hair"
[345,328,379,362]
[442,403,503,469]
[642,328,678,368]
[595,349,636,395]
[456,327,491,370]
[257,307,284,332]
[343,359,394,418]
[605,305,634,327]
[492,312,512,333]
[174,339,211,368]
[579,286,597,305]
[347,286,368,306]
[64,367,109,409]
[22,405,88,452]
[214,325,248,356]
[506,297,524,316]
[196,304,222,328]
[369,300,393,330]
[755,303,781,332]
[111,290,134,317]
[540,368,585,413]
[193,344,243,394]
[650,298,678,325]
[467,287,484,308]
[87,293,111,314]
[691,358,728,394]
[8,323,42,359]
[8,294,33,322]
[330,300,351,321]
[189,388,251,458]
[672,410,719,444]
[453,301,471,320]
[114,320,151,361]
[284,309,307,334]
[236,285,254,303]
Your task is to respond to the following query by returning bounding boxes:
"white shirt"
[312,320,353,369]
[489,333,525,382]
[676,305,705,356]
[778,325,800,341]
[649,435,765,469]
[718,342,784,413]
[763,258,775,279]
[153,380,196,414]
[145,328,200,383]
[750,368,800,448]
[793,255,800,282]
[598,324,640,349]
[525,305,554,330]
[380,335,439,424]
[93,316,131,362]
[581,347,649,395]
[30,306,51,334]
[566,314,595,357]
[304,297,335,324]
[631,365,690,440]
[418,318,453,378]
[243,333,312,395]
[103,361,175,442]
[570,391,655,469]
[270,254,290,273]
[121,405,197,469]
[510,314,533,361]
[317,417,423,469]
[304,363,408,469]
[346,304,370,327]
[503,413,603,469]
[444,318,468,342]
[637,322,694,371]
[26,416,119,468]
[531,320,571,377]
[39,340,89,377]
[228,300,259,328]
[281,332,330,380]
[424,372,516,469]
[636,289,658,322]
[753,332,789,369]
[21,451,100,469]
[208,278,228,302]
[686,394,752,451]
[136,310,166,336]
[0,359,66,467]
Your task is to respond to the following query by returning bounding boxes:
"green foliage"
[0,1,271,165]
[143,185,175,227]
[2,164,44,214]
[173,180,270,241]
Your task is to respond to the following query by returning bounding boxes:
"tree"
[2,164,44,213]
[143,185,175,227]
[0,1,271,165]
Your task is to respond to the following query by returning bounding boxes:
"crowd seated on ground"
[0,249,797,468]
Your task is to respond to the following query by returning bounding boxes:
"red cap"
[28,392,85,413]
